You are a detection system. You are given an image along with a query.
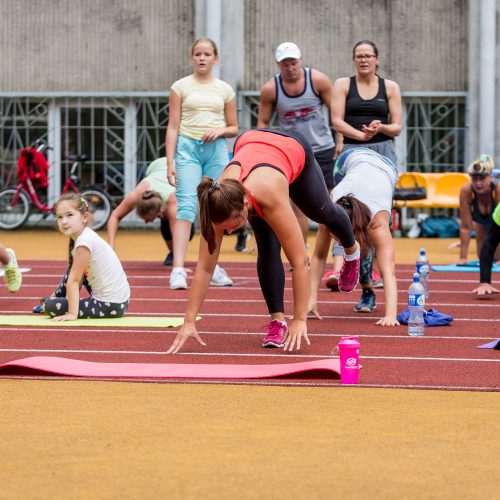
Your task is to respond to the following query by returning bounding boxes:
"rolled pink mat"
[0,356,341,379]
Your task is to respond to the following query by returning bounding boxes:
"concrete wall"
[0,0,194,92]
[1,0,468,93]
[244,0,468,91]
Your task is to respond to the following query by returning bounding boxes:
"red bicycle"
[0,141,112,230]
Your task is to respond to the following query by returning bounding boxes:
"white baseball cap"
[275,42,301,62]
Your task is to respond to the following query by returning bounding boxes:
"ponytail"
[198,176,246,254]
[337,195,372,256]
[137,190,162,218]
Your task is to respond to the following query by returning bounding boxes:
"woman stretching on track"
[309,147,399,326]
[42,193,130,321]
[166,128,360,354]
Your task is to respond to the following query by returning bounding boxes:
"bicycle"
[0,141,112,231]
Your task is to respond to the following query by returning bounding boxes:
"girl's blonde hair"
[191,37,218,56]
[198,176,246,254]
[137,190,162,219]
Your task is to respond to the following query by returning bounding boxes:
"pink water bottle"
[338,336,360,384]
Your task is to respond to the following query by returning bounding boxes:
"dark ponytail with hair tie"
[337,194,372,256]
[198,176,247,254]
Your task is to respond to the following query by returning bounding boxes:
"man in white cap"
[257,41,340,260]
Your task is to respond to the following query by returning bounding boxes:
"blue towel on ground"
[397,308,454,327]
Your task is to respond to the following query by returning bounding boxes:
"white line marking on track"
[0,326,496,341]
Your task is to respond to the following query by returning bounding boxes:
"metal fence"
[0,90,467,207]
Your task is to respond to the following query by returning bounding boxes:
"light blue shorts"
[174,135,229,222]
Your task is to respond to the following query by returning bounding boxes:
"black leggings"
[160,218,195,243]
[248,129,355,314]
[480,222,500,283]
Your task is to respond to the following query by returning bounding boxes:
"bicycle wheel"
[80,187,112,231]
[0,188,31,230]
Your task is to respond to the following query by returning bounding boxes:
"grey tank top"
[274,67,334,152]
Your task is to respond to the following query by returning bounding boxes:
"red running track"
[0,260,498,391]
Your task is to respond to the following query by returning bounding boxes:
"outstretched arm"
[458,185,473,264]
[166,229,223,354]
[107,188,141,248]
[52,246,90,322]
[369,213,399,326]
[261,177,311,350]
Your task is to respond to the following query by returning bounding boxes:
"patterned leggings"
[44,265,129,318]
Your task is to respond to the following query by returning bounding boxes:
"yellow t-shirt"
[170,75,235,140]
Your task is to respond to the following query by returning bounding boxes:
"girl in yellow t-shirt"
[166,37,238,290]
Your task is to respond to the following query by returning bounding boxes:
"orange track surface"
[1,259,498,391]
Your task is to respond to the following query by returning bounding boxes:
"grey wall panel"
[244,0,468,92]
[0,0,195,92]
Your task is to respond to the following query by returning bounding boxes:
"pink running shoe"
[338,254,360,293]
[323,271,340,291]
[372,269,384,289]
[261,320,287,348]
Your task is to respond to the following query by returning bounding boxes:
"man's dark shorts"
[314,147,335,191]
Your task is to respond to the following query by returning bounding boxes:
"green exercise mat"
[0,315,190,328]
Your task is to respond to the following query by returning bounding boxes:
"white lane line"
[14,272,500,285]
[3,296,500,310]
[0,326,496,341]
[0,309,498,322]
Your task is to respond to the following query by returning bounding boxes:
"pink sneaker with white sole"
[261,320,287,348]
[338,254,360,292]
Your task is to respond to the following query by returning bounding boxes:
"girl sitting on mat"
[166,128,360,354]
[309,147,399,326]
[43,193,130,321]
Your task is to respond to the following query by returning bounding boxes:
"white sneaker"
[170,267,187,290]
[210,265,233,287]
[3,248,22,293]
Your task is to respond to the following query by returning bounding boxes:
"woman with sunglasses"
[321,40,402,315]
[458,155,500,265]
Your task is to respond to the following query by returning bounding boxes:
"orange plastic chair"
[393,172,433,208]
[431,173,469,208]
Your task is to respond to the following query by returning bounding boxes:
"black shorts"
[314,147,335,191]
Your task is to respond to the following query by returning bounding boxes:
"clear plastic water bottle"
[408,273,425,336]
[416,248,430,298]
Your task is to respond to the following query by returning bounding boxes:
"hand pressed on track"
[376,316,400,327]
[472,283,500,296]
[283,319,310,352]
[167,322,206,354]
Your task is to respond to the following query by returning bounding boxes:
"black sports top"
[471,182,497,228]
[344,76,392,144]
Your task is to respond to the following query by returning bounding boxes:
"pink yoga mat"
[0,356,341,380]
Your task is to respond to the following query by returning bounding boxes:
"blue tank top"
[274,67,334,152]
[344,76,392,144]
